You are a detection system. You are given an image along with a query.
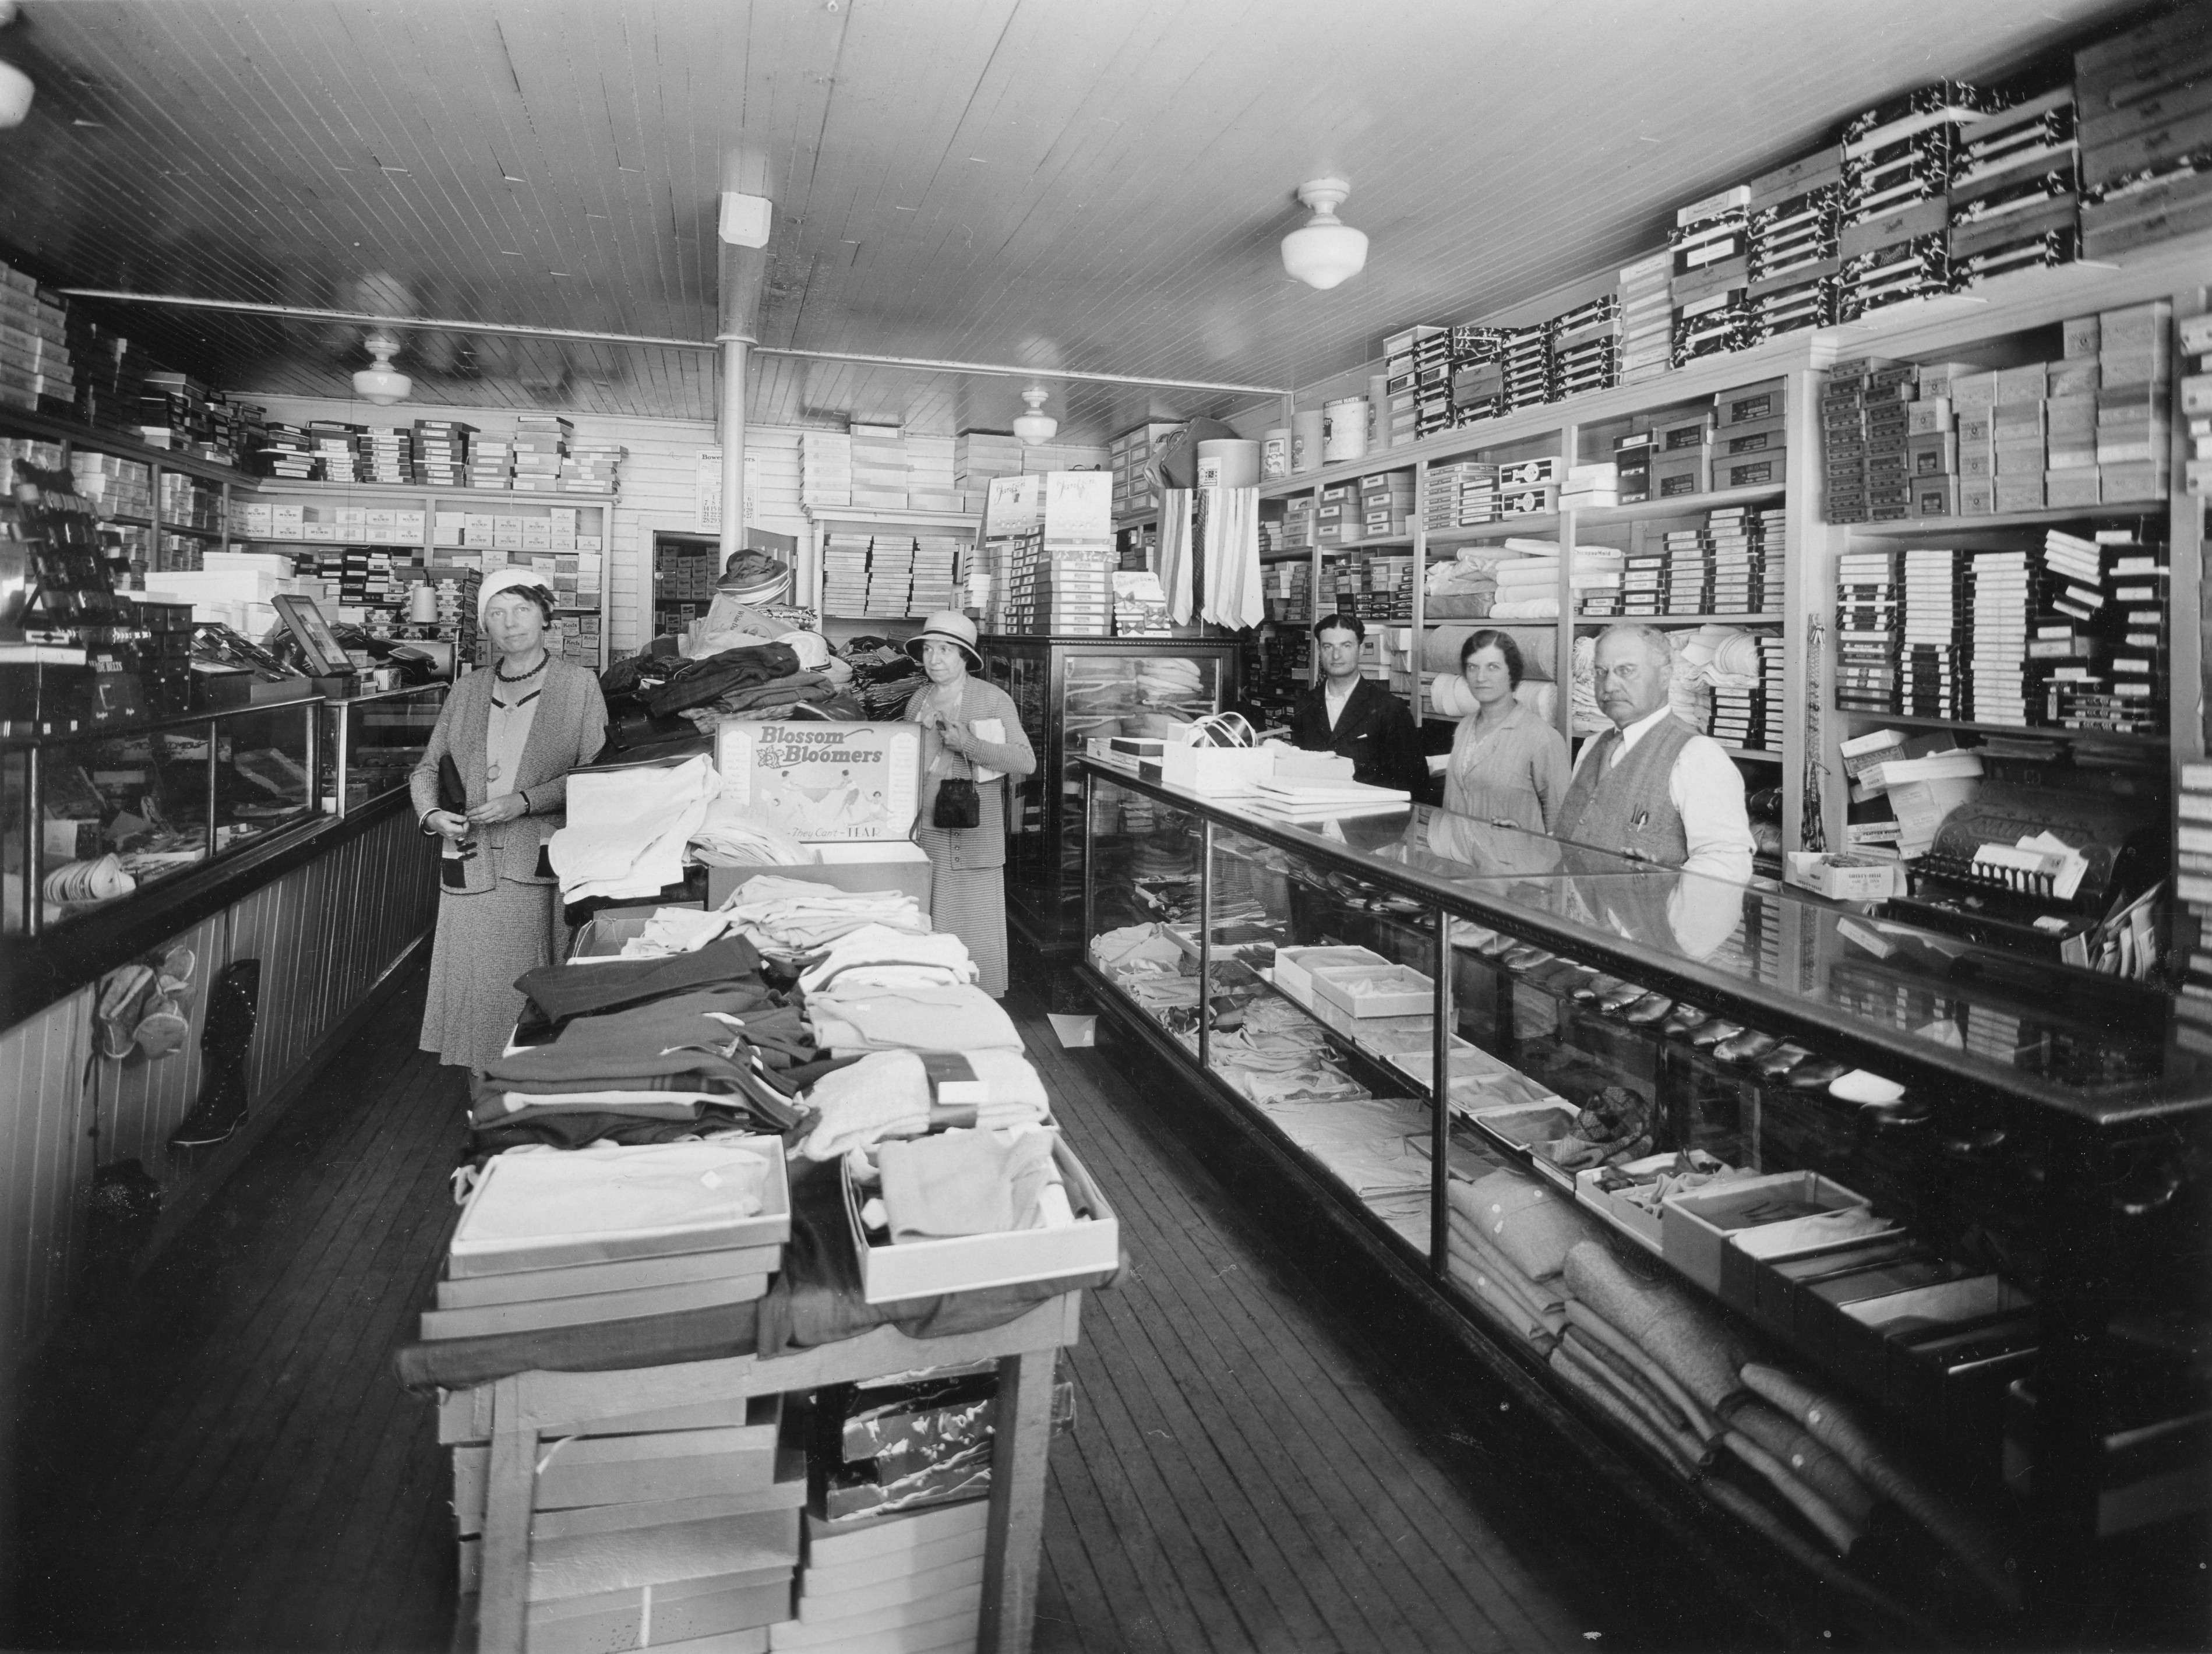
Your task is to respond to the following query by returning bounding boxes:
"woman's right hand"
[424,809,471,841]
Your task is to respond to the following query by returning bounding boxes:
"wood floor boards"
[6,955,1745,1654]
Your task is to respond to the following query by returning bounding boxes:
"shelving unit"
[803,503,980,643]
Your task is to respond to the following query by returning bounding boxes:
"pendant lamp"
[352,331,412,406]
[1012,386,1058,446]
[1280,178,1368,291]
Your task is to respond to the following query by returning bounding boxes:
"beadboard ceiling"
[0,0,2135,439]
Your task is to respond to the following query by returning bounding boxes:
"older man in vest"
[1554,624,1755,885]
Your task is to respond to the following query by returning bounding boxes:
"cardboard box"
[1661,1170,1872,1294]
[1750,1235,1927,1343]
[702,842,933,912]
[1272,944,1392,1006]
[1787,851,1905,900]
[845,1137,1119,1303]
[1574,1151,1734,1256]
[1652,450,1710,497]
[1310,962,1433,1019]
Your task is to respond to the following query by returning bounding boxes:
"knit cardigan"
[410,659,609,890]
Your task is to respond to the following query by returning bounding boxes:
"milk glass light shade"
[1280,178,1368,291]
[1012,386,1058,446]
[352,332,412,405]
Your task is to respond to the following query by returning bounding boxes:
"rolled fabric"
[1421,623,1557,681]
[1562,1240,1750,1415]
[1560,1329,1712,1472]
[1561,1323,1692,1435]
[1740,1363,2024,1613]
[1728,1398,1879,1526]
[1549,1346,1694,1477]
[1564,1302,1724,1444]
[1722,1430,1865,1555]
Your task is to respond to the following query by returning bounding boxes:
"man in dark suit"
[1282,613,1426,795]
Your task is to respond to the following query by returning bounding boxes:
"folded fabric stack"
[1445,1170,1593,1349]
[841,641,925,720]
[720,874,933,956]
[550,755,722,903]
[679,669,846,732]
[1424,551,1498,617]
[1488,541,1625,619]
[807,984,1024,1056]
[797,924,978,994]
[1569,634,1609,735]
[870,1124,1066,1241]
[690,803,820,869]
[802,1049,1051,1159]
[647,641,806,720]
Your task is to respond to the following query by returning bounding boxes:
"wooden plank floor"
[6,955,1747,1654]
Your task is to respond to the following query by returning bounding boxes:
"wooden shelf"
[1578,483,1785,526]
[1717,746,1784,762]
[1842,500,2167,535]
[242,479,616,506]
[805,505,977,534]
[1573,612,1783,625]
[0,404,247,485]
[1832,707,2169,749]
[157,521,225,538]
[1426,514,1560,544]
[98,512,153,528]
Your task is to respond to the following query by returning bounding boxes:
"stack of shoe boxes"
[1711,378,1787,493]
[954,431,1024,506]
[511,415,571,493]
[1835,548,1903,712]
[2183,315,2212,499]
[1357,469,1414,539]
[1110,422,1184,517]
[1745,151,1843,341]
[1500,323,1555,412]
[1552,295,1621,398]
[849,425,908,509]
[1821,357,1914,524]
[1382,324,1449,447]
[1449,326,1509,424]
[2077,12,2212,258]
[1670,186,1752,367]
[2096,299,2173,503]
[800,432,853,508]
[1948,86,2080,284]
[1650,412,1712,502]
[0,269,72,413]
[1837,82,1995,321]
[1617,252,1674,386]
[905,436,960,512]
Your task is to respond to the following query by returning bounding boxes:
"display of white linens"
[719,873,932,953]
[1254,1095,1434,1197]
[1488,598,1560,619]
[549,756,721,902]
[689,801,819,867]
[450,1141,773,1259]
[797,925,976,994]
[807,984,1024,1053]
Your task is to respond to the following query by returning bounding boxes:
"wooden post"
[978,1349,1056,1654]
[476,1376,537,1654]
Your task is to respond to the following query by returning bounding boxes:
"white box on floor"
[844,1138,1119,1303]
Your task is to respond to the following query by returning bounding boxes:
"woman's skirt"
[419,877,566,1070]
[913,838,1010,998]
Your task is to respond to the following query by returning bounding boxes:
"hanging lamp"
[352,331,412,405]
[1012,386,1058,446]
[1280,178,1368,291]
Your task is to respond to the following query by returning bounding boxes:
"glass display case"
[1078,755,2210,1642]
[319,683,447,816]
[976,634,1240,952]
[2,697,322,936]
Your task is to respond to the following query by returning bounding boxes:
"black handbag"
[932,752,982,830]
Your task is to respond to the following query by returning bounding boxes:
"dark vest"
[1554,714,1695,867]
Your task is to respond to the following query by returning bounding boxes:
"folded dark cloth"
[514,936,767,1032]
[393,1154,1121,1394]
[470,1069,741,1101]
[481,989,763,1087]
[646,642,802,718]
[706,671,832,715]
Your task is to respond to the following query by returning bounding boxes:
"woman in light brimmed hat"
[903,611,1035,997]
[410,569,608,1067]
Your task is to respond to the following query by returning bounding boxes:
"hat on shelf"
[717,549,793,605]
[477,566,558,623]
[904,611,982,673]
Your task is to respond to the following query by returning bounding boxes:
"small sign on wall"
[695,449,760,531]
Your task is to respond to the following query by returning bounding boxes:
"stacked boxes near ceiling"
[1381,323,1448,447]
[414,420,473,486]
[2186,315,2212,500]
[1839,82,1995,323]
[1553,294,1622,399]
[1671,187,1752,367]
[905,435,958,513]
[1745,151,1843,341]
[850,424,907,509]
[954,431,1024,509]
[0,268,71,415]
[801,431,853,509]
[510,414,568,493]
[1949,88,2081,283]
[1448,325,1509,424]
[1617,253,1673,386]
[983,473,1113,635]
[2077,12,2212,256]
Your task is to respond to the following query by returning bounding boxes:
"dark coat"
[1289,675,1427,796]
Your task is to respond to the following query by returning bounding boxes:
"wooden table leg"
[477,1376,537,1654]
[978,1348,1056,1654]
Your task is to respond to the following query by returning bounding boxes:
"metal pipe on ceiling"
[54,289,1289,397]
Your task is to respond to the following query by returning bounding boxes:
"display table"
[454,1292,1083,1654]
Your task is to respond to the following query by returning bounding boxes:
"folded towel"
[803,1052,932,1159]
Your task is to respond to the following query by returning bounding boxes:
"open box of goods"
[1271,944,1392,1006]
[1574,1149,1739,1255]
[567,902,708,961]
[1659,1168,1871,1294]
[1310,962,1433,1018]
[1796,1263,2034,1403]
[810,1360,1077,1525]
[843,1132,1119,1304]
[2004,1357,2212,1537]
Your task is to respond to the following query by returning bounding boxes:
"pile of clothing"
[718,874,933,957]
[1444,1165,2024,1622]
[1425,550,1499,618]
[549,754,721,904]
[597,612,863,756]
[840,638,925,720]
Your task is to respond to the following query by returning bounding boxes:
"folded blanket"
[1564,1302,1722,1444]
[1727,1397,1878,1526]
[1446,1254,1564,1348]
[1449,1170,1596,1282]
[1556,1332,1705,1476]
[807,984,1024,1054]
[1447,1211,1565,1328]
[1562,1239,1749,1415]
[514,935,765,1029]
[803,1052,932,1159]
[1722,1430,1864,1555]
[481,989,765,1087]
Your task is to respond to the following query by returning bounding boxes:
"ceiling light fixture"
[352,331,412,405]
[1280,177,1368,291]
[1012,386,1057,446]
